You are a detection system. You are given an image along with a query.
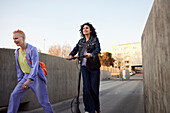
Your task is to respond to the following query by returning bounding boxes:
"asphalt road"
[99,74,144,113]
[18,74,144,113]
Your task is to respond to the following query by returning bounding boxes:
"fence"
[100,66,119,77]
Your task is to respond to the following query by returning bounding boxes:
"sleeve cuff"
[28,77,35,81]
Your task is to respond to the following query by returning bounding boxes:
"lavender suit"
[7,43,54,113]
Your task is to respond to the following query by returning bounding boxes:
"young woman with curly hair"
[68,22,101,113]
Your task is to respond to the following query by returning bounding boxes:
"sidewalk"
[18,97,84,113]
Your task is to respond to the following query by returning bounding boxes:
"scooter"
[67,55,87,113]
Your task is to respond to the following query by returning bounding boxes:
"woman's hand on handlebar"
[86,53,92,58]
[67,55,72,60]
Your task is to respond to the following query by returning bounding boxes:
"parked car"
[132,71,136,75]
[129,71,135,76]
[129,72,133,76]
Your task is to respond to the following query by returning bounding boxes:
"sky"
[0,0,154,53]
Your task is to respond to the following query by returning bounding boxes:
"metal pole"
[43,38,45,53]
[74,60,82,113]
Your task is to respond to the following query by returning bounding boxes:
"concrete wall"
[100,66,119,76]
[100,70,111,80]
[0,48,82,110]
[142,0,170,113]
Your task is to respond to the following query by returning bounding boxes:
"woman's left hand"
[86,53,92,58]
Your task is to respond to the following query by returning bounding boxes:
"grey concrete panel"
[142,0,170,113]
[0,48,82,111]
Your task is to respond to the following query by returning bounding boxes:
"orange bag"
[26,58,47,77]
[39,62,47,76]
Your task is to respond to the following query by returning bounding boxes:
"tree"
[48,43,72,58]
[48,45,62,56]
[38,48,41,53]
[61,44,72,58]
[99,52,115,67]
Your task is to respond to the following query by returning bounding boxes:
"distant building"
[112,42,142,72]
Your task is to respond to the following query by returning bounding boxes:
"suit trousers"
[7,74,54,113]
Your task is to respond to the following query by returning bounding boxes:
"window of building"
[125,56,129,60]
[124,47,129,51]
[124,52,129,55]
[133,56,137,58]
[118,53,122,55]
[125,61,129,64]
[133,51,136,54]
[114,57,117,60]
[133,46,137,49]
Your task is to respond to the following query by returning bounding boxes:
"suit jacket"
[15,43,47,82]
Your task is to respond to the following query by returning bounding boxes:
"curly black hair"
[79,22,97,37]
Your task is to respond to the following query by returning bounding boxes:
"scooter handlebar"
[66,55,87,60]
